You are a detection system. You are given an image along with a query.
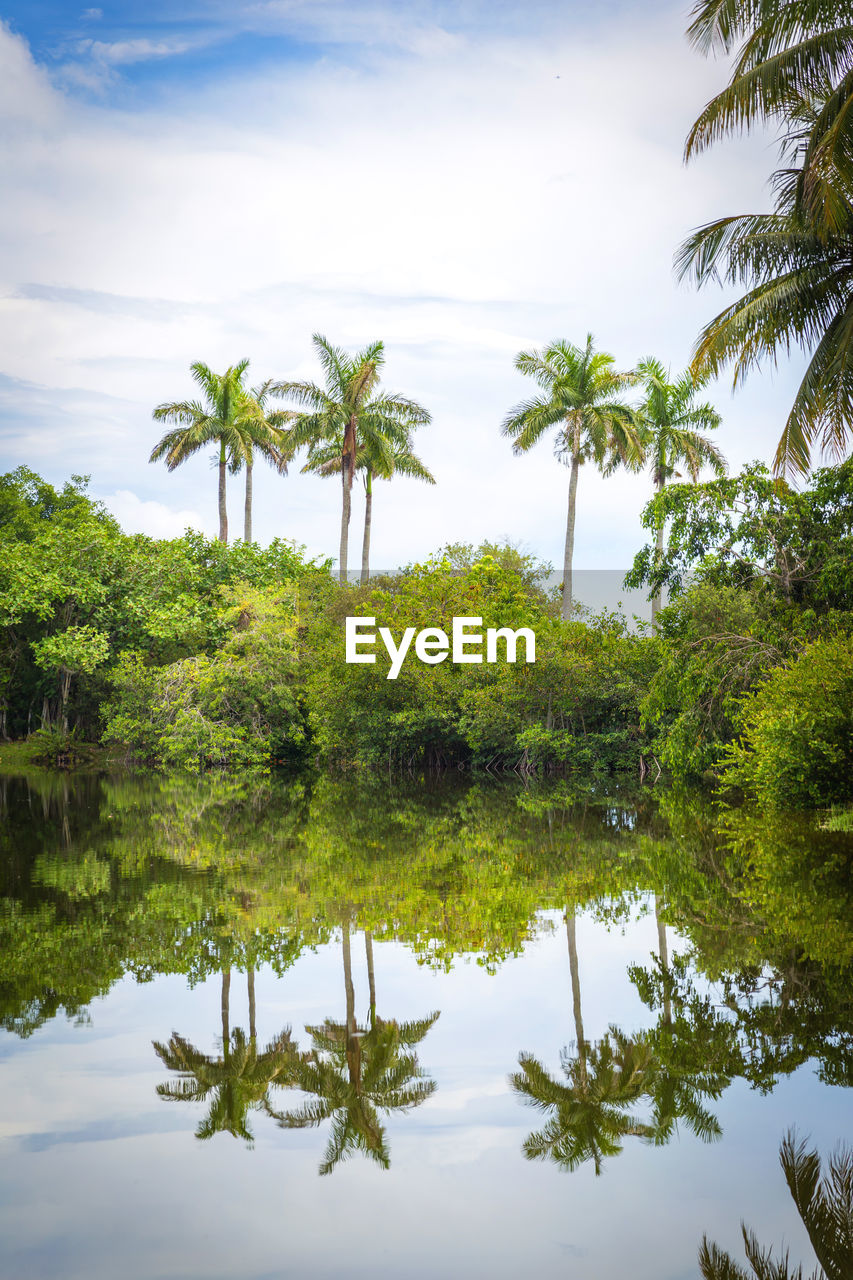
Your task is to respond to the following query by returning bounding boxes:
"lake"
[1,770,851,1279]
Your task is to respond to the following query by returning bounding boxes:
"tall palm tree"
[636,358,727,620]
[510,1027,656,1175]
[502,336,642,620]
[270,919,438,1174]
[230,380,293,545]
[273,335,431,584]
[699,1131,853,1280]
[304,435,435,583]
[682,5,853,474]
[150,360,253,544]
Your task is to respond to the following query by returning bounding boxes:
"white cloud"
[102,489,212,539]
[0,12,798,572]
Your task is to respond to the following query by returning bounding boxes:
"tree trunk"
[360,468,373,585]
[566,907,586,1080]
[651,474,665,624]
[342,917,355,1036]
[244,455,253,545]
[248,967,256,1041]
[59,668,71,733]
[561,449,580,622]
[365,930,376,1026]
[655,896,672,1027]
[339,456,351,585]
[218,439,228,544]
[221,968,231,1055]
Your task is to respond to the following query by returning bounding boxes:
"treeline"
[1,459,852,808]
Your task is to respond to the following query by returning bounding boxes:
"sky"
[0,1,807,571]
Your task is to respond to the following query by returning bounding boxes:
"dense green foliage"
[2,458,852,803]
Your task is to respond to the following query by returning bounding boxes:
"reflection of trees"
[153,968,298,1145]
[511,904,656,1175]
[512,1027,655,1174]
[271,918,439,1174]
[699,1132,853,1280]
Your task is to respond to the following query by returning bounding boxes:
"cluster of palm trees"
[148,336,434,584]
[154,925,439,1173]
[149,333,726,616]
[502,336,726,619]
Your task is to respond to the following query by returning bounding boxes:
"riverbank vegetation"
[1,457,852,808]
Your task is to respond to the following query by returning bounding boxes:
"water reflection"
[1,767,852,1179]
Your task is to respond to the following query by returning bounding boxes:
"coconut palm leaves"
[501,336,642,620]
[511,1028,657,1175]
[636,358,727,619]
[271,1011,439,1175]
[154,1026,299,1145]
[699,1131,853,1279]
[682,5,853,474]
[273,335,431,583]
[150,360,287,544]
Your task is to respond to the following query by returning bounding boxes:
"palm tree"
[303,435,435,583]
[154,1025,298,1144]
[501,336,642,620]
[269,917,438,1174]
[153,966,298,1145]
[699,1131,853,1279]
[272,335,431,583]
[510,903,655,1175]
[511,1027,656,1175]
[230,380,293,544]
[150,360,253,543]
[681,5,853,474]
[636,358,727,620]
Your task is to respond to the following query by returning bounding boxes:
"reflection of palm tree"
[511,1027,656,1175]
[153,967,297,1145]
[154,1025,297,1143]
[272,1011,438,1174]
[271,918,438,1174]
[511,905,655,1174]
[700,1131,853,1280]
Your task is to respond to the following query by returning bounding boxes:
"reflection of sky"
[1,908,848,1279]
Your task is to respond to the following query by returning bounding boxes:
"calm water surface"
[1,771,851,1279]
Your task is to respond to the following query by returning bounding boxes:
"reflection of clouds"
[425,1078,509,1112]
[419,1124,518,1166]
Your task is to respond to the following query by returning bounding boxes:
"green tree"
[635,358,726,621]
[501,336,642,620]
[273,335,431,583]
[271,918,438,1174]
[699,1132,853,1280]
[153,968,298,1145]
[31,625,110,731]
[150,360,255,544]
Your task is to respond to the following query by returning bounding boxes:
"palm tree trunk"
[244,455,253,545]
[248,967,256,1041]
[339,457,351,586]
[566,907,586,1059]
[561,450,580,622]
[365,930,376,1026]
[221,968,231,1054]
[218,440,228,544]
[655,896,672,1027]
[360,468,373,585]
[652,474,664,623]
[342,916,355,1037]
